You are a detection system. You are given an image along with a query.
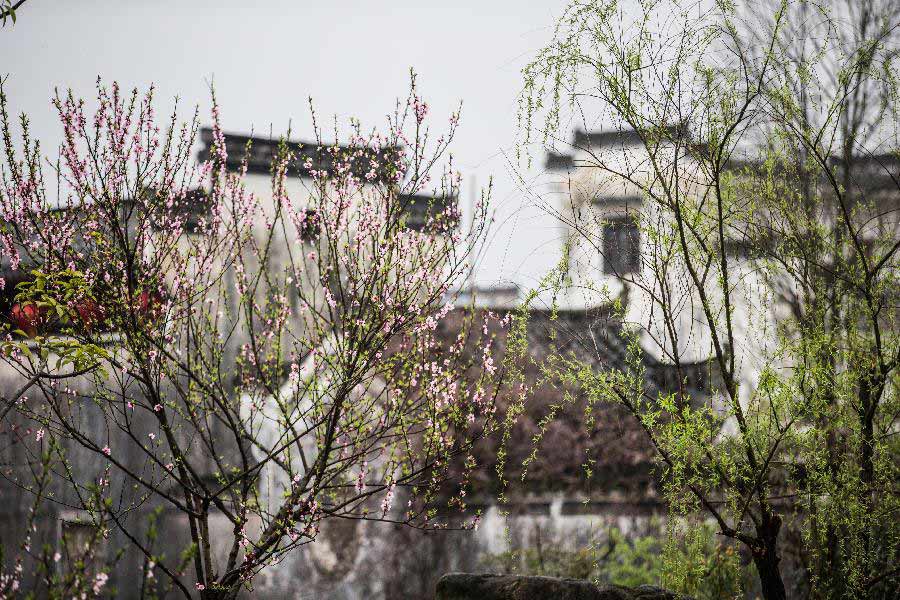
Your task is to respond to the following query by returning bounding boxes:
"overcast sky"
[1,0,582,289]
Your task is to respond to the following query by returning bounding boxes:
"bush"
[482,521,750,600]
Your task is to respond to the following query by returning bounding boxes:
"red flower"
[132,289,164,323]
[75,298,107,330]
[9,302,47,337]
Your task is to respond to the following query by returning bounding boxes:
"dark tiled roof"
[545,152,574,170]
[197,130,459,226]
[718,151,900,203]
[543,124,687,170]
[438,307,717,499]
[196,128,396,181]
[572,124,686,149]
[827,153,900,197]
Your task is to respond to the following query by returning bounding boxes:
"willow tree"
[520,1,899,598]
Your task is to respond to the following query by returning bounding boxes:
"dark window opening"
[148,188,211,233]
[59,518,105,580]
[602,218,640,275]
[399,194,457,232]
[299,209,320,242]
[723,235,775,261]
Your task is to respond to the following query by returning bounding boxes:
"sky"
[0,0,579,290]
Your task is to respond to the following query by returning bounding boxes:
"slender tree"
[520,1,898,598]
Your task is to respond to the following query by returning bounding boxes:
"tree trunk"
[753,550,787,600]
[752,514,787,600]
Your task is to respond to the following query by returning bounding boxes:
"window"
[602,217,640,275]
[299,209,320,242]
[403,196,431,230]
[147,188,211,233]
[59,517,105,580]
[399,194,457,232]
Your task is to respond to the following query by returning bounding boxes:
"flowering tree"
[520,1,899,598]
[0,75,505,599]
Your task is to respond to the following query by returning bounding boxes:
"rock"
[435,573,690,600]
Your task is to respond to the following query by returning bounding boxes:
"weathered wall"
[251,494,664,600]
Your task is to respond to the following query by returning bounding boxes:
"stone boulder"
[435,573,690,600]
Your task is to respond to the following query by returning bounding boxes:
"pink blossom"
[355,462,368,494]
[411,95,429,124]
[0,77,505,597]
[93,572,109,594]
[381,482,396,516]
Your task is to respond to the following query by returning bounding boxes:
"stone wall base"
[435,573,691,600]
